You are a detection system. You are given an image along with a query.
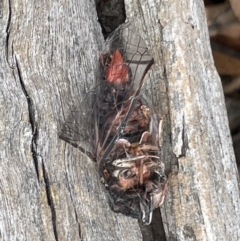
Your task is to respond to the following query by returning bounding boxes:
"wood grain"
[0,0,142,240]
[1,0,240,240]
[125,0,240,240]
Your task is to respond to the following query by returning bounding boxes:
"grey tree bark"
[0,1,239,241]
[0,0,141,240]
[125,0,240,240]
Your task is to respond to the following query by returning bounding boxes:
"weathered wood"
[0,0,142,240]
[1,0,240,240]
[125,0,240,240]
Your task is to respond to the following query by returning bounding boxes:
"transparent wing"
[59,90,96,159]
[59,21,154,161]
[102,21,154,92]
[97,22,154,165]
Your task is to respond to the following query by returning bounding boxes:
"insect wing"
[103,22,154,91]
[98,22,154,166]
[59,90,96,159]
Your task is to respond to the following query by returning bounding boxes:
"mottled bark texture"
[0,0,141,240]
[0,0,240,241]
[125,0,240,240]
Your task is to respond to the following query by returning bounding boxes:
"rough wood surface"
[1,0,240,241]
[0,0,142,240]
[125,0,240,240]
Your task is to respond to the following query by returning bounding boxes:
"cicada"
[59,22,167,225]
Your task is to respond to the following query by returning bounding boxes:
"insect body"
[60,22,167,224]
[104,49,129,84]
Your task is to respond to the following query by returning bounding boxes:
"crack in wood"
[5,0,12,66]
[179,115,187,158]
[5,4,60,238]
[42,162,59,241]
[172,114,188,159]
[14,56,59,240]
[15,57,40,180]
[64,159,83,240]
[14,59,61,238]
[6,0,11,32]
[74,208,83,240]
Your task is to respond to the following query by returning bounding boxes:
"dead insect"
[59,22,167,224]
